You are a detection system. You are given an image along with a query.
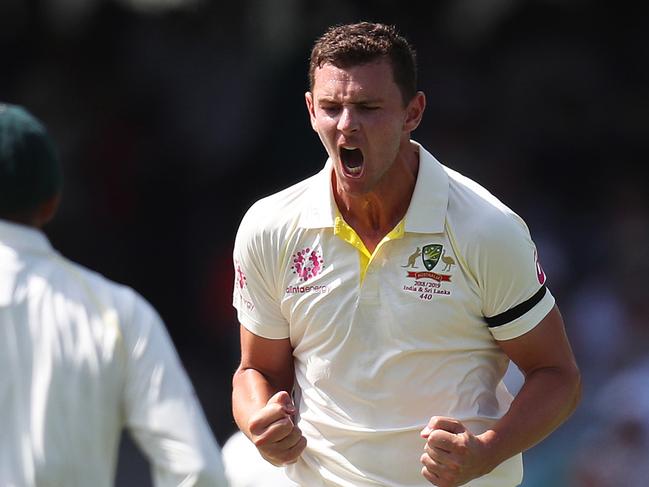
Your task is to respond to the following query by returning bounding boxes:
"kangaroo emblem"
[441,250,456,272]
[402,247,421,268]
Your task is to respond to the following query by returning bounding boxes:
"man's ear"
[404,91,426,133]
[36,193,61,227]
[305,92,318,132]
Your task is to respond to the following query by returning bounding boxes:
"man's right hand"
[248,391,307,466]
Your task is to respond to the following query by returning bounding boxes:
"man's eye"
[360,105,380,111]
[320,105,339,113]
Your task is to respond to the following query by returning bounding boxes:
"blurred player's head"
[0,103,62,226]
[308,22,418,105]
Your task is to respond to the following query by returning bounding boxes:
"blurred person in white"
[0,103,228,487]
[222,430,298,487]
[231,22,581,487]
[570,357,649,487]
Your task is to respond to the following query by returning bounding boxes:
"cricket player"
[0,103,229,486]
[231,22,581,487]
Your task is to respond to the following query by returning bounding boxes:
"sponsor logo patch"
[285,284,330,294]
[291,247,325,282]
[233,260,254,311]
[535,249,546,285]
[235,262,247,289]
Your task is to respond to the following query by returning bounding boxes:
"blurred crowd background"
[2,0,648,485]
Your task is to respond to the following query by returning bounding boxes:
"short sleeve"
[472,211,555,341]
[232,203,290,339]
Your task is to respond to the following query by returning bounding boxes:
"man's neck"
[334,147,419,253]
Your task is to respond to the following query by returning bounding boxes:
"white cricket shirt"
[0,219,228,487]
[222,430,298,487]
[233,142,555,486]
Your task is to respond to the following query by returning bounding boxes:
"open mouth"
[340,147,364,176]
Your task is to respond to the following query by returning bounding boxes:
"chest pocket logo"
[422,244,442,270]
[401,244,455,301]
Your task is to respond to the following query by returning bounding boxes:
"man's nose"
[337,107,358,133]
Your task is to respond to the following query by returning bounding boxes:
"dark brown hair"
[308,22,417,104]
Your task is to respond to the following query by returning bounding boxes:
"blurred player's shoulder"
[50,252,137,301]
[40,251,152,333]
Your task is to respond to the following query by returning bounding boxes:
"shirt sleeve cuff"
[488,288,556,341]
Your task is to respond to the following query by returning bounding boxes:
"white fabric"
[0,219,228,487]
[222,431,297,487]
[232,142,554,486]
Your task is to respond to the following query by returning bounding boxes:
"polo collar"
[0,219,54,255]
[404,142,449,234]
[299,140,449,234]
[299,159,337,229]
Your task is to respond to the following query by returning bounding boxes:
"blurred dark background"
[2,0,648,485]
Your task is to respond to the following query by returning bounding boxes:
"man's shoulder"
[252,172,319,211]
[53,255,139,308]
[239,171,323,234]
[444,166,528,244]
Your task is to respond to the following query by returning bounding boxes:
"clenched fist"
[420,416,491,487]
[248,391,307,466]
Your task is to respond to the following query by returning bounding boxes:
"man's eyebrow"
[317,97,383,104]
[352,98,383,104]
[354,99,383,105]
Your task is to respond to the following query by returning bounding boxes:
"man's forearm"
[479,365,581,474]
[232,366,278,436]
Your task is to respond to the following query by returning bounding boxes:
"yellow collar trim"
[334,213,405,282]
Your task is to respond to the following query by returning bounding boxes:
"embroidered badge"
[422,244,442,270]
[291,247,324,282]
[402,244,454,301]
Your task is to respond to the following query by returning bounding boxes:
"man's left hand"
[419,416,492,487]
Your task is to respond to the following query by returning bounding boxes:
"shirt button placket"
[360,263,380,302]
